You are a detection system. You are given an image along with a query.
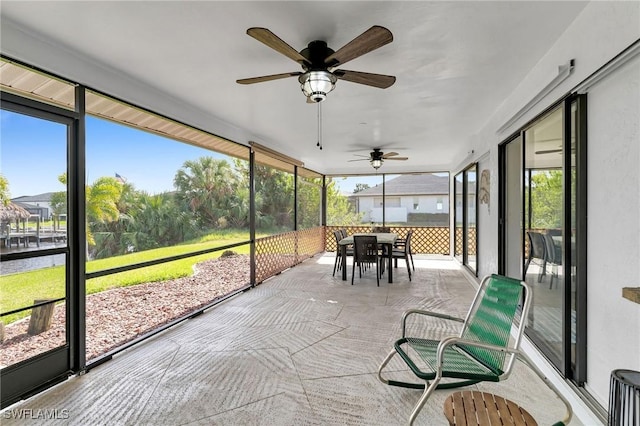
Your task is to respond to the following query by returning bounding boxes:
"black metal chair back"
[352,235,380,286]
[543,232,562,288]
[391,230,413,281]
[525,231,547,283]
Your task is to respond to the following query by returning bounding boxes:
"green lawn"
[1,230,254,325]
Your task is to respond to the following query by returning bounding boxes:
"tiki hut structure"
[0,202,38,248]
[0,202,31,222]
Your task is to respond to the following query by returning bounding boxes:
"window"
[385,197,401,208]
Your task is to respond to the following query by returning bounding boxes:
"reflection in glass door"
[524,106,564,364]
[0,102,73,407]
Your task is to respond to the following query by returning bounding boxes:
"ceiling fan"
[236,26,396,103]
[348,148,408,170]
[535,144,576,155]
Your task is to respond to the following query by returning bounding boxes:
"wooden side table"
[444,390,538,426]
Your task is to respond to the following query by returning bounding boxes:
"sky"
[1,110,228,198]
[1,109,443,198]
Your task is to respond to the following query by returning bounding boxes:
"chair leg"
[377,350,396,385]
[376,259,380,286]
[408,379,441,426]
[351,260,356,285]
[379,350,440,426]
[409,252,415,271]
[405,255,412,281]
[537,260,545,283]
[333,253,340,276]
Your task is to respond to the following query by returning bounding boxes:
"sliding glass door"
[499,95,586,382]
[454,164,478,275]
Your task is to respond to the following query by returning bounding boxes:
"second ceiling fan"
[349,148,408,170]
[237,26,396,103]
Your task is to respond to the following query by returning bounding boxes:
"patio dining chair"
[391,229,414,280]
[525,231,547,283]
[332,230,352,277]
[352,235,381,286]
[543,233,563,289]
[378,274,532,425]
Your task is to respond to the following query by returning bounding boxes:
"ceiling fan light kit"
[371,158,383,170]
[299,70,337,103]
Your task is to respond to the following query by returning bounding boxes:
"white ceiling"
[0,1,588,175]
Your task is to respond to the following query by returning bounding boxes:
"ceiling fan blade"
[334,69,396,89]
[385,157,408,161]
[382,152,399,158]
[246,28,310,66]
[236,72,302,85]
[347,158,371,162]
[324,26,393,67]
[535,149,562,155]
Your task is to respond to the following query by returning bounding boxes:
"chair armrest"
[434,336,521,373]
[401,309,464,337]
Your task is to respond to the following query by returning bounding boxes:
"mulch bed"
[0,254,250,367]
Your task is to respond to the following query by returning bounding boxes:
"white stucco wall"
[584,58,640,406]
[459,0,640,412]
[357,195,449,223]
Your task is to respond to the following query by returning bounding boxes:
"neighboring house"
[351,174,449,225]
[11,192,56,220]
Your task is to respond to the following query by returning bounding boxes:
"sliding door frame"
[497,94,587,384]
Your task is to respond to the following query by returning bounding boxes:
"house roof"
[353,174,449,197]
[11,192,55,202]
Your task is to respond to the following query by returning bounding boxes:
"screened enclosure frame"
[1,55,452,408]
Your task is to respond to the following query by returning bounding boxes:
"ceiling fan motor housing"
[298,41,338,102]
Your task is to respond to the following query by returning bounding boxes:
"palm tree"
[174,157,239,228]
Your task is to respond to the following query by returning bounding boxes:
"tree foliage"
[326,180,363,225]
[530,170,563,228]
[0,175,10,206]
[353,183,370,193]
[174,157,239,227]
[36,156,368,258]
[297,176,322,229]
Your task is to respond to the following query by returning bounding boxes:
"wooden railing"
[325,225,450,255]
[454,227,477,256]
[254,226,325,284]
[254,224,456,284]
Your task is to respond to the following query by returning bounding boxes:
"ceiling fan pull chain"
[317,102,323,150]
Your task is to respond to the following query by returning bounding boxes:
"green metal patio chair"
[378,274,532,425]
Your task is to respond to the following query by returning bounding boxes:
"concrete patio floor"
[2,253,581,425]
